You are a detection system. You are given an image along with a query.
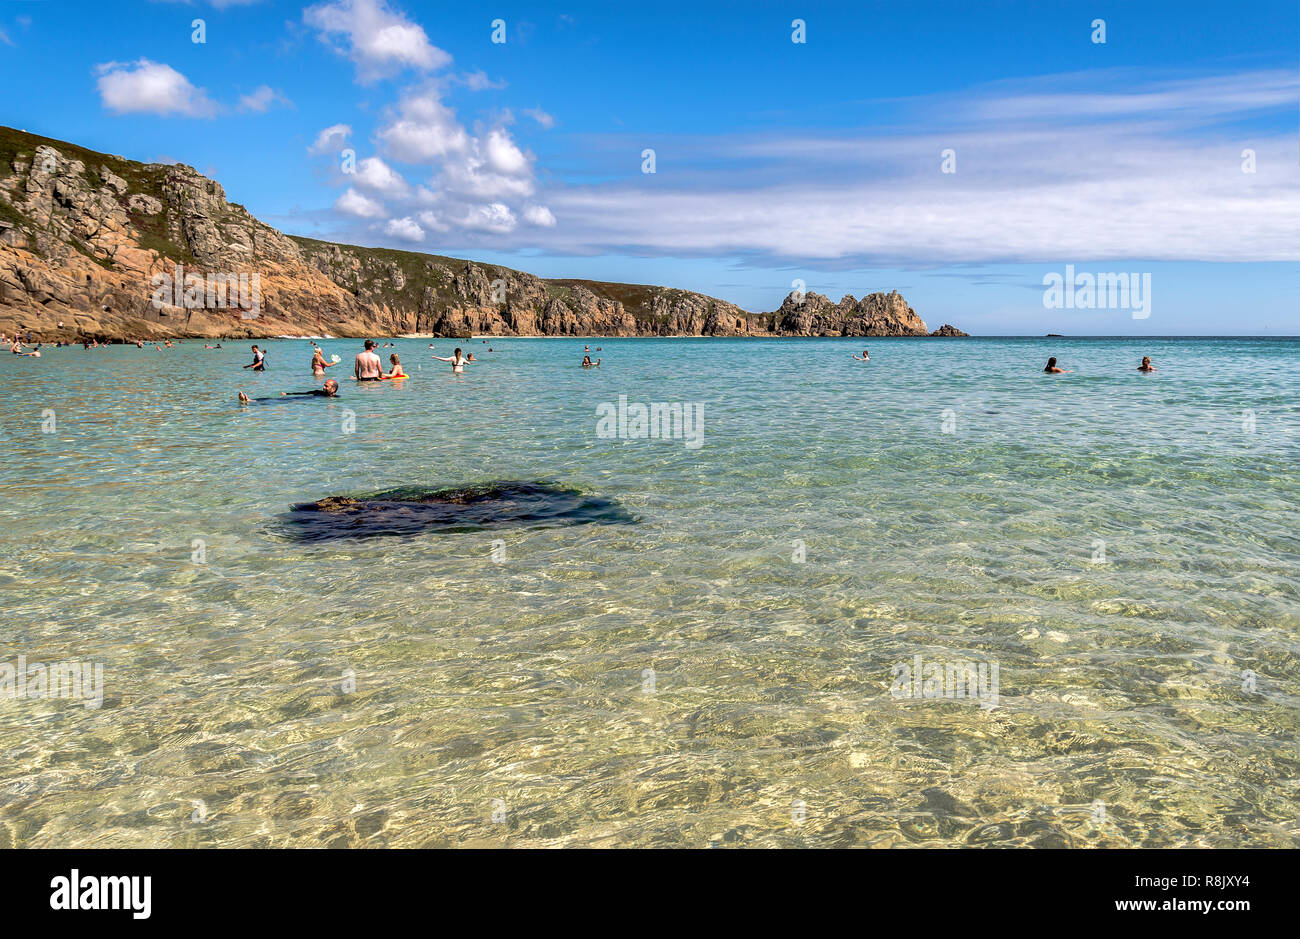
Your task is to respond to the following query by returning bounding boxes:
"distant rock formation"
[0,127,965,340]
[772,289,929,336]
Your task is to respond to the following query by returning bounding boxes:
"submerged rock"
[280,480,636,541]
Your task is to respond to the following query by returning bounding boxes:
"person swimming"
[1044,356,1069,373]
[383,353,407,379]
[581,356,600,368]
[433,347,469,372]
[853,350,869,361]
[239,379,340,404]
[1138,356,1156,372]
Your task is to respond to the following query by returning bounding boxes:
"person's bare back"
[355,340,383,380]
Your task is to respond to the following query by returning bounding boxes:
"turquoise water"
[1,336,1297,847]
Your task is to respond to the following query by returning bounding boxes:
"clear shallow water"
[0,336,1297,848]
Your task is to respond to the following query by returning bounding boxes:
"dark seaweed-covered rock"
[280,480,636,541]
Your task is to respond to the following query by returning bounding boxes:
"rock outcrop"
[772,289,929,336]
[0,127,964,340]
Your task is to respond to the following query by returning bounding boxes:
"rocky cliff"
[0,127,965,341]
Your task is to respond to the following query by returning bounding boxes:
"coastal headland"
[0,127,965,342]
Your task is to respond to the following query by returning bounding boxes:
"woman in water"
[383,353,407,379]
[1044,356,1069,373]
[311,347,337,379]
[432,347,470,372]
[853,350,869,361]
[1138,356,1156,372]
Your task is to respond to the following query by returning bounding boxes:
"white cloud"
[384,216,424,241]
[309,123,353,155]
[95,59,218,117]
[335,187,388,219]
[353,156,410,195]
[325,83,545,244]
[482,128,529,175]
[440,157,535,201]
[529,69,1300,264]
[415,209,450,232]
[238,85,292,113]
[458,203,516,234]
[304,0,451,83]
[523,107,555,129]
[523,205,556,227]
[459,70,506,92]
[377,87,471,162]
[403,126,537,204]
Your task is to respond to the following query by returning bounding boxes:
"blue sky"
[1,0,1297,333]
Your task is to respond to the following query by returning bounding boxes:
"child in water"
[383,353,407,379]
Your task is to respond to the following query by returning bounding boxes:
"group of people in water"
[14,332,1163,397]
[845,347,1156,374]
[4,328,47,355]
[1042,355,1157,373]
[237,338,486,403]
[231,336,622,404]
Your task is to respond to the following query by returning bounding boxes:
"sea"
[0,335,1296,847]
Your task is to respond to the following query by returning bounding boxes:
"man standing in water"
[355,339,383,381]
[243,344,266,371]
